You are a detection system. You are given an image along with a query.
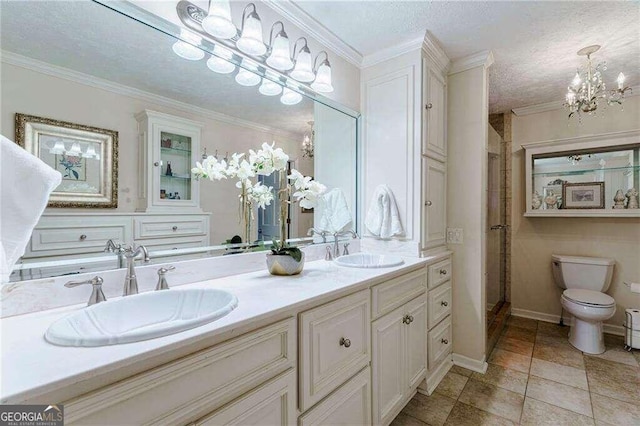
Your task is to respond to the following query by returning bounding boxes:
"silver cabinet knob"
[403,315,411,324]
[154,161,161,167]
[408,315,414,323]
[425,200,432,206]
[441,338,449,345]
[440,269,447,275]
[172,226,178,231]
[426,103,433,109]
[339,337,351,348]
[441,301,448,307]
[79,234,87,241]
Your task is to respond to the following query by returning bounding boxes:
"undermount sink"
[334,253,405,269]
[45,288,238,347]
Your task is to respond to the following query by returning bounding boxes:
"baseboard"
[511,308,625,336]
[418,358,452,396]
[452,353,488,374]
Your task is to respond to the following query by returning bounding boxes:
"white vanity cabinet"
[422,157,447,249]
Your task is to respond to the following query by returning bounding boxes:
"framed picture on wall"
[562,182,605,209]
[15,113,118,208]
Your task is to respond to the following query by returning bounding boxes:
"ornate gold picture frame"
[15,113,118,208]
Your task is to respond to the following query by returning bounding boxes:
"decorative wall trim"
[421,31,450,75]
[452,353,488,374]
[361,36,423,68]
[512,85,640,116]
[261,0,363,67]
[1,50,302,141]
[511,308,625,336]
[448,50,494,75]
[520,128,640,150]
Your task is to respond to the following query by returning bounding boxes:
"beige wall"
[0,63,311,244]
[447,64,490,364]
[511,96,640,329]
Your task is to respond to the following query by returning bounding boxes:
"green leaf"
[285,247,302,262]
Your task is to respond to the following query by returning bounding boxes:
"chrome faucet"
[307,228,329,243]
[65,276,106,306]
[333,230,358,259]
[123,245,150,296]
[104,239,126,268]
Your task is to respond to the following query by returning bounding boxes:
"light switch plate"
[447,228,463,244]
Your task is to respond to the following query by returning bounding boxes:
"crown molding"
[261,0,362,68]
[449,50,494,75]
[421,31,450,75]
[1,50,303,140]
[361,36,424,68]
[512,85,640,116]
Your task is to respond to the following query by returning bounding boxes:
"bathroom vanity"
[0,252,452,426]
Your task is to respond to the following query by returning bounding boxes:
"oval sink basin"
[45,288,238,347]
[334,253,405,268]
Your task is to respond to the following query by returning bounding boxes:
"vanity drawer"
[299,289,370,412]
[134,216,208,239]
[428,317,452,369]
[137,236,209,252]
[428,258,451,289]
[371,269,426,319]
[428,281,452,329]
[65,318,295,425]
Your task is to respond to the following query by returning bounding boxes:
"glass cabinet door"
[159,131,192,202]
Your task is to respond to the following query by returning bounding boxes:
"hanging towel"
[318,188,353,234]
[365,184,404,239]
[1,135,62,281]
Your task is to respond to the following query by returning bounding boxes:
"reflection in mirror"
[1,0,358,282]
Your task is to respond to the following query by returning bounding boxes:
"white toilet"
[551,254,616,354]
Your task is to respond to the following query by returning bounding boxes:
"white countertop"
[1,256,434,403]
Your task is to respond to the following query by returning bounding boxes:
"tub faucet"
[123,245,150,296]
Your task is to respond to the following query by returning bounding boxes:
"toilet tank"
[551,255,615,291]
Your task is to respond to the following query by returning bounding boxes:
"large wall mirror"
[1,0,359,282]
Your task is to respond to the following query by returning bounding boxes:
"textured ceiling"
[0,1,313,135]
[294,1,640,113]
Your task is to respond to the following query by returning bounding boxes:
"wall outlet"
[447,228,463,244]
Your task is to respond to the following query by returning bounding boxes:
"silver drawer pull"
[402,315,410,324]
[79,234,87,241]
[439,269,447,275]
[339,337,351,348]
[172,226,178,231]
[441,301,448,307]
[441,338,449,345]
[425,200,432,206]
[425,103,433,110]
[408,315,414,323]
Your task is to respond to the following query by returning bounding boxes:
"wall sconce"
[236,3,266,56]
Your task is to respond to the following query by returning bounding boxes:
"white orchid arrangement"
[192,142,326,258]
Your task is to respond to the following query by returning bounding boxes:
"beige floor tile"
[591,393,640,426]
[537,321,571,338]
[503,325,537,343]
[458,378,524,423]
[589,344,639,367]
[530,358,589,390]
[391,412,429,426]
[450,365,473,377]
[496,335,534,357]
[533,335,585,370]
[525,376,592,417]
[434,371,469,399]
[507,316,538,331]
[584,356,640,404]
[489,348,532,374]
[402,393,456,426]
[471,363,529,395]
[521,397,595,426]
[444,401,516,426]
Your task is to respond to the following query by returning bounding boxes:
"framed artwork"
[15,113,118,208]
[562,182,605,209]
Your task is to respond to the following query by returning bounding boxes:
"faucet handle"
[343,243,350,256]
[156,266,175,290]
[325,245,333,261]
[65,276,106,306]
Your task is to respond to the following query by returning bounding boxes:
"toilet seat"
[562,289,615,308]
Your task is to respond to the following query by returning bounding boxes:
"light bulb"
[311,61,333,93]
[290,48,314,82]
[280,87,302,105]
[236,6,266,56]
[172,30,204,61]
[267,30,293,71]
[202,0,236,39]
[617,72,625,89]
[571,72,581,88]
[207,46,235,74]
[235,59,261,86]
[259,78,282,96]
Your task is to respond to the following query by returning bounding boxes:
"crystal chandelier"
[302,121,314,158]
[564,45,631,120]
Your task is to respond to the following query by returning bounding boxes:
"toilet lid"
[563,289,615,307]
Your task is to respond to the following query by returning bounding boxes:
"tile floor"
[391,317,640,426]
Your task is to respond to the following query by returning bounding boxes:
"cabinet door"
[423,157,447,249]
[423,63,447,160]
[372,308,405,426]
[194,370,296,426]
[405,296,427,390]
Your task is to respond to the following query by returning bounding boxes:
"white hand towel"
[630,283,640,294]
[1,135,62,281]
[365,184,404,239]
[318,188,353,234]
